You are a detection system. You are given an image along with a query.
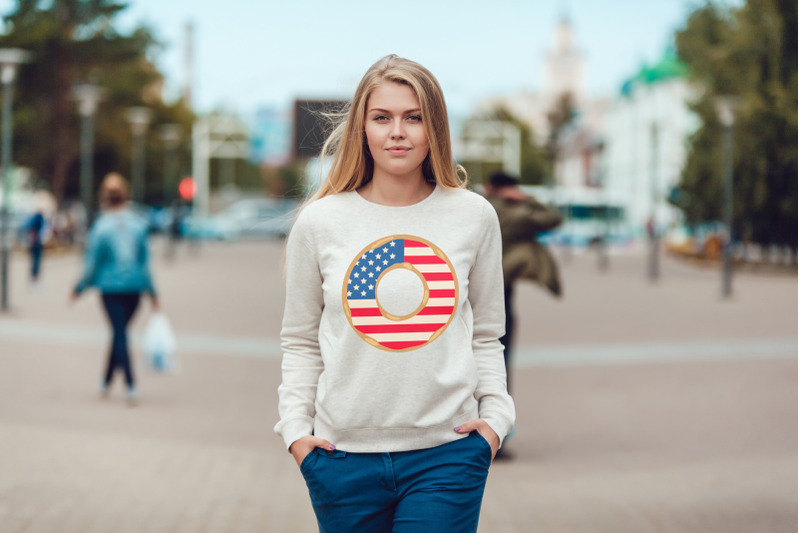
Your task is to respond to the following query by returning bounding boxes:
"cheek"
[364,126,383,155]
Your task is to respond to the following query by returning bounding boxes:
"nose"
[390,118,405,139]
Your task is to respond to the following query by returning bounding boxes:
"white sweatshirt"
[274,186,516,453]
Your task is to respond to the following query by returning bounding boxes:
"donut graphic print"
[342,235,459,352]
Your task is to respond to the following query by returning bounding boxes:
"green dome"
[621,47,689,95]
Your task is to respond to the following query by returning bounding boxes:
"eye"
[406,115,422,122]
[372,115,389,122]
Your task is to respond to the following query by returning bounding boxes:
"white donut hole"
[375,266,425,318]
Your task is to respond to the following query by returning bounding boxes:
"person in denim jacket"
[71,173,159,405]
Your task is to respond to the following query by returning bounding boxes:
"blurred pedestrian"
[25,208,46,287]
[70,172,159,405]
[484,171,563,398]
[274,55,515,533]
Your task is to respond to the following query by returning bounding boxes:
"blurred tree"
[0,0,194,206]
[675,0,797,251]
[490,106,550,186]
[545,91,576,183]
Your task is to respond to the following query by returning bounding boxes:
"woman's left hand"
[454,419,500,460]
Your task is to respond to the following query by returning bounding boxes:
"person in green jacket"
[484,172,563,397]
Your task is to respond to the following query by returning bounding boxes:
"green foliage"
[675,0,797,249]
[492,106,550,185]
[0,0,194,206]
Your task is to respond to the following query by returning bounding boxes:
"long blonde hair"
[309,55,466,202]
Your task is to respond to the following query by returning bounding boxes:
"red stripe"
[355,323,444,334]
[349,307,382,317]
[405,255,445,264]
[428,289,455,298]
[418,306,455,315]
[422,272,454,281]
[404,240,427,247]
[380,340,428,350]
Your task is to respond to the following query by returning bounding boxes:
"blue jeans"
[101,293,141,389]
[300,432,492,533]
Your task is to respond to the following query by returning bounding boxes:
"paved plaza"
[0,239,796,532]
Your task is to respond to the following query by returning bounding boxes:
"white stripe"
[404,247,435,256]
[348,299,378,308]
[427,281,455,290]
[413,264,451,273]
[352,315,452,326]
[425,297,455,307]
[367,331,434,342]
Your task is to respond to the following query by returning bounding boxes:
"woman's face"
[364,81,430,183]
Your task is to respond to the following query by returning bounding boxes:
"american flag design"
[342,235,459,352]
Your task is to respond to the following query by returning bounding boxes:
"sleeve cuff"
[274,416,315,451]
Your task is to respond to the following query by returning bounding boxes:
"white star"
[383,260,388,265]
[383,247,388,253]
[361,291,366,296]
[347,291,352,297]
[361,266,367,272]
[362,254,367,260]
[368,272,374,278]
[390,241,396,247]
[354,273,359,278]
[354,284,360,290]
[390,253,395,259]
[368,260,374,266]
[375,254,381,260]
[375,266,381,271]
[348,279,352,284]
[369,284,374,290]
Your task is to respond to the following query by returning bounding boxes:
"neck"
[359,173,434,207]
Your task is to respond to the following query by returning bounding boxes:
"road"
[0,239,796,532]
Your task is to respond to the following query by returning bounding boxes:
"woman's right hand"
[289,435,336,468]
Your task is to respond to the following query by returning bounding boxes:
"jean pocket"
[470,431,493,464]
[299,449,318,476]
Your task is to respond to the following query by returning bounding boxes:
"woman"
[71,172,159,405]
[274,55,515,532]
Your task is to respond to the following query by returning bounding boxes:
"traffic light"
[178,177,196,201]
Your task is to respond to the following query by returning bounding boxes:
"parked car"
[183,198,298,241]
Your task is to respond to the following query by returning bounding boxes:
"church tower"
[544,15,584,100]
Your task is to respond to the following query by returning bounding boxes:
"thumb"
[454,420,480,434]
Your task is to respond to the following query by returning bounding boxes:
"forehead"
[366,81,420,111]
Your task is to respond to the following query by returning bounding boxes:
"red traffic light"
[178,177,196,200]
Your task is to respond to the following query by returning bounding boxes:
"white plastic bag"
[142,312,179,374]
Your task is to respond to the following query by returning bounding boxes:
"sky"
[1,0,737,118]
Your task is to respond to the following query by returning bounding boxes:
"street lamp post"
[73,83,103,233]
[126,107,152,204]
[0,48,31,312]
[158,124,182,206]
[648,122,660,282]
[715,97,739,298]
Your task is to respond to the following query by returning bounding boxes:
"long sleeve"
[273,212,326,450]
[74,225,101,294]
[469,201,516,444]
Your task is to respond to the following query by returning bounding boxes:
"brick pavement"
[0,240,795,532]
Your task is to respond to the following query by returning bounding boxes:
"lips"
[387,147,410,155]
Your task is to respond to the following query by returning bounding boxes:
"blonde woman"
[71,173,159,405]
[274,55,515,532]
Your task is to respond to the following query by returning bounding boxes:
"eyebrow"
[367,107,422,114]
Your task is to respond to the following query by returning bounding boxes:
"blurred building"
[249,107,292,167]
[601,48,699,235]
[475,15,610,145]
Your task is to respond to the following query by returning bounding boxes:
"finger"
[454,420,479,434]
[313,437,336,451]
